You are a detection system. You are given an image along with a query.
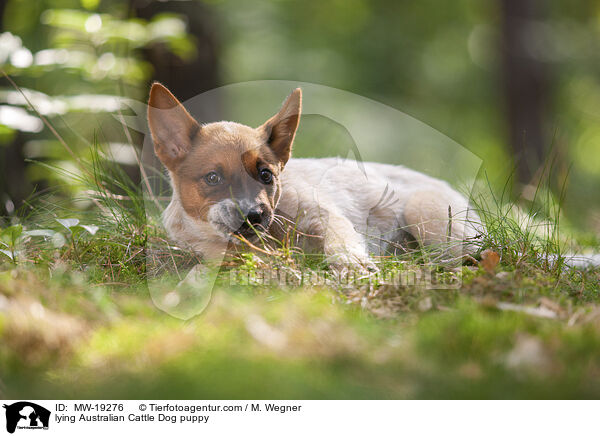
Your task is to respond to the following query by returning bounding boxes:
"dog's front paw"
[327,252,379,278]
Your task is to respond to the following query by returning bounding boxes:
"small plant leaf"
[0,249,14,260]
[80,225,99,235]
[25,229,56,238]
[2,224,23,241]
[56,218,80,230]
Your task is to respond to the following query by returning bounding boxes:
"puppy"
[147,83,483,272]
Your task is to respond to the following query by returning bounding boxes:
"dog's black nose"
[245,208,263,226]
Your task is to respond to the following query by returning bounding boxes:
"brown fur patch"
[149,85,302,238]
[173,123,281,220]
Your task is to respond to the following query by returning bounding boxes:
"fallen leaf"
[480,249,500,273]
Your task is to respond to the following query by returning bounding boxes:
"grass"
[1,142,600,399]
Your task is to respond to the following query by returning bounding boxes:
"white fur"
[276,158,483,267]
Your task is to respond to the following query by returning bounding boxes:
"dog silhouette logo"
[2,402,50,434]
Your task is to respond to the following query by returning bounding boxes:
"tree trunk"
[0,0,32,216]
[133,0,221,103]
[499,0,548,186]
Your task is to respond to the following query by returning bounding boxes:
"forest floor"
[2,209,600,399]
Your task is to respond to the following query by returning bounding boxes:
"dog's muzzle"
[234,205,271,237]
[208,199,272,240]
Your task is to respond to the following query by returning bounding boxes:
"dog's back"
[277,157,483,259]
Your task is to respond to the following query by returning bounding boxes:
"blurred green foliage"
[0,0,194,205]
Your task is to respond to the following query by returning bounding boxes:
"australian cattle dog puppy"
[147,83,483,273]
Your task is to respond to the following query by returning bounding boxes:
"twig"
[446,205,453,243]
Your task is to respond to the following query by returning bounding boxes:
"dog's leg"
[403,190,481,259]
[305,208,376,273]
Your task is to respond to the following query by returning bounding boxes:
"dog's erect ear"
[260,88,302,166]
[148,82,200,171]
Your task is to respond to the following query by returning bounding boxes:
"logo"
[2,402,50,434]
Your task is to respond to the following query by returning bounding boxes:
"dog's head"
[147,83,301,242]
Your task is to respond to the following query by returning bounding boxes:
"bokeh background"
[1,0,600,234]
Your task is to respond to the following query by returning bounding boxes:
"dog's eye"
[204,171,222,186]
[259,168,273,184]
